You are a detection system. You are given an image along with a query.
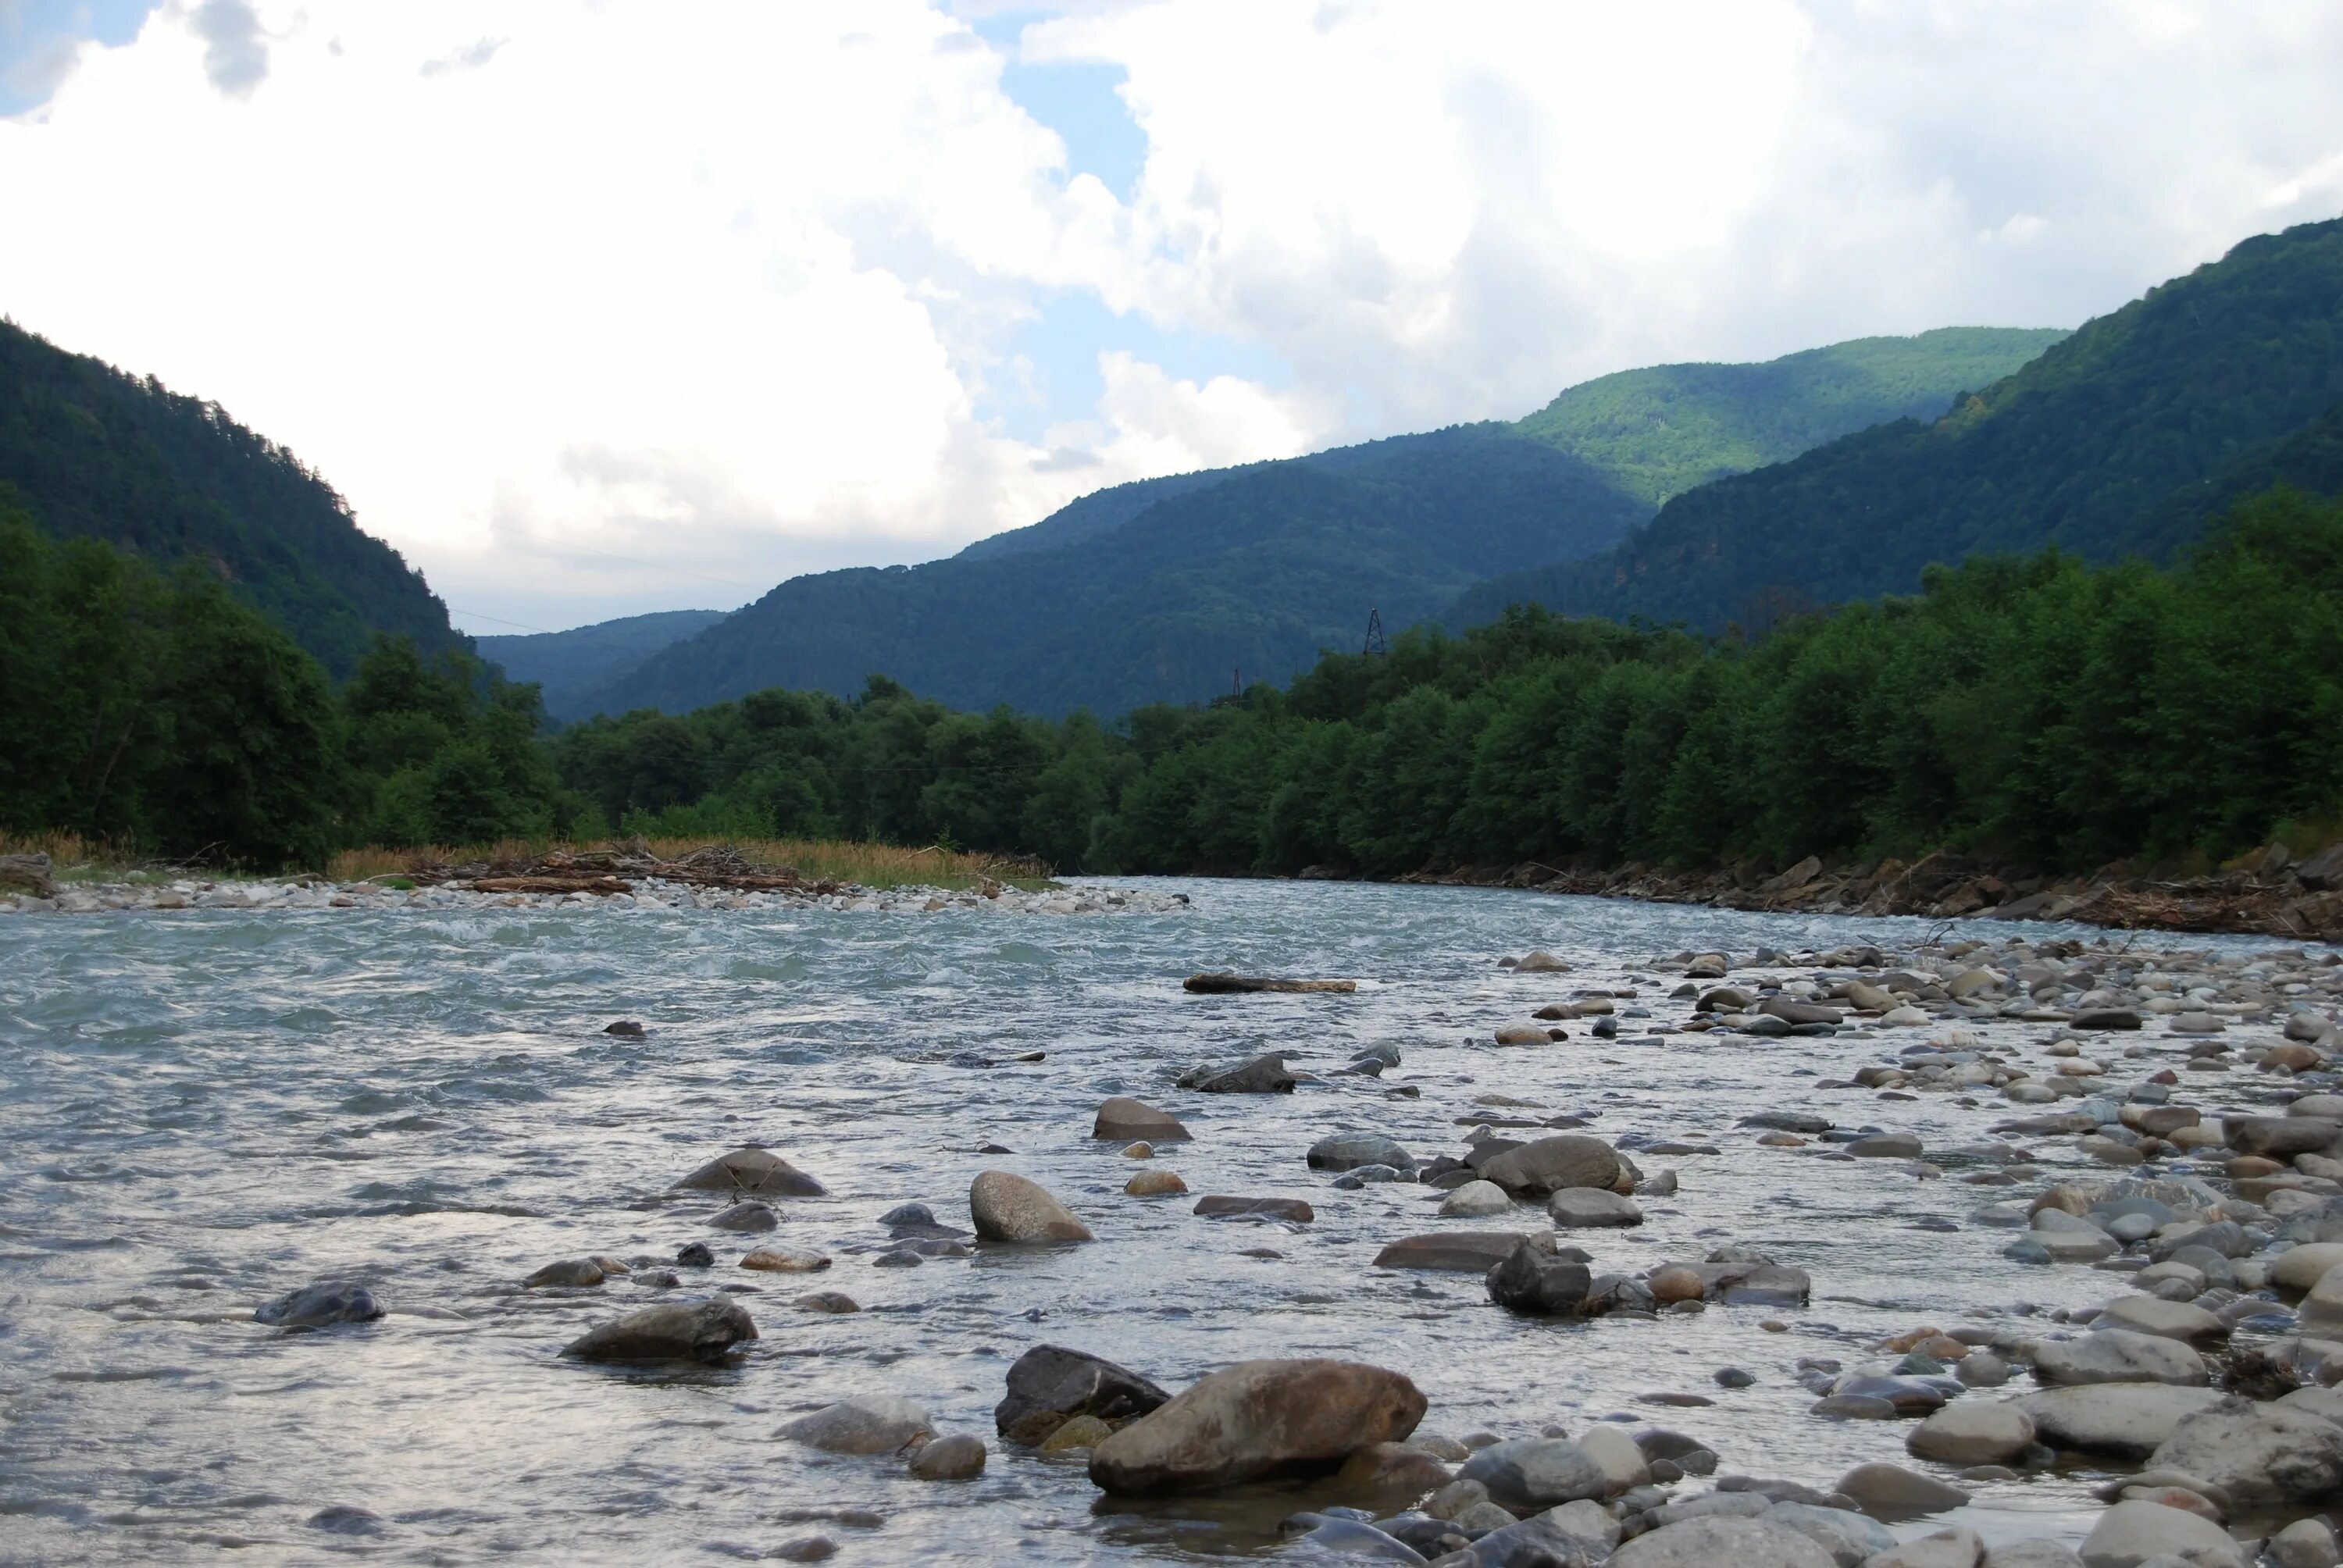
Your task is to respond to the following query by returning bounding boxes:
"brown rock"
[1088,1359,1427,1493]
[1093,1097,1191,1142]
[676,1146,827,1198]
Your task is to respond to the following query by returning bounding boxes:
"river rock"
[779,1395,933,1455]
[1871,1530,1986,1568]
[1906,1402,2036,1465]
[1849,1131,1925,1159]
[523,1259,605,1288]
[1194,1196,1314,1221]
[709,1201,779,1232]
[254,1281,383,1328]
[908,1433,987,1481]
[2270,1519,2341,1568]
[1440,1180,1513,1217]
[1477,1134,1622,1197]
[1457,1438,1608,1510]
[1086,1358,1425,1493]
[1374,1232,1540,1272]
[1485,1241,1592,1316]
[1834,1462,1972,1521]
[1125,1169,1188,1197]
[2013,1384,2228,1456]
[1308,1133,1418,1174]
[1179,1054,1296,1093]
[740,1246,829,1272]
[1331,1441,1453,1509]
[2277,1244,2343,1291]
[2228,1114,2341,1157]
[2077,1499,2242,1568]
[676,1146,826,1197]
[995,1344,1171,1444]
[1093,1097,1191,1142]
[1983,1545,2084,1568]
[1548,1189,1643,1228]
[1767,1502,1896,1564]
[1495,1024,1553,1046]
[1516,950,1571,972]
[2094,1297,2225,1344]
[1613,1516,1836,1568]
[2149,1400,2343,1508]
[2031,1329,2208,1386]
[2303,1264,2343,1332]
[560,1298,756,1363]
[796,1291,858,1313]
[969,1171,1093,1243]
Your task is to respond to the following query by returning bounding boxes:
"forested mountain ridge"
[479,608,728,721]
[595,426,1648,718]
[0,321,462,675]
[1452,216,2343,633]
[587,329,2061,718]
[1510,326,2067,507]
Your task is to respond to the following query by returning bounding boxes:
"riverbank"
[1386,843,2343,944]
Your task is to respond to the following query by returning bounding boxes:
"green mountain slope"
[0,320,460,675]
[1456,216,2343,633]
[1510,326,2067,506]
[478,608,728,721]
[595,426,1649,718]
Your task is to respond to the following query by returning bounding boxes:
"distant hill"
[0,319,460,675]
[478,608,728,720]
[594,426,1648,718]
[587,328,2061,718]
[1511,326,2069,506]
[1453,216,2343,633]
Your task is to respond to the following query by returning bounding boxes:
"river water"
[0,878,2284,1564]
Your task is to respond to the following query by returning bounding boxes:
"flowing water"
[0,878,2285,1564]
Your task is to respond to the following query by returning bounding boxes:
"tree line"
[6,487,2340,878]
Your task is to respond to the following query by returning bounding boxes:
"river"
[0,878,2287,1563]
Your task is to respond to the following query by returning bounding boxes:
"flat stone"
[2094,1297,2226,1344]
[1548,1189,1644,1228]
[1193,1195,1314,1222]
[1372,1231,1541,1272]
[740,1247,829,1272]
[2013,1384,2228,1456]
[2031,1330,2207,1386]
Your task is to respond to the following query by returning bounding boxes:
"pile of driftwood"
[0,853,58,897]
[408,843,846,898]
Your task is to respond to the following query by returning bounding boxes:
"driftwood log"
[1183,974,1357,994]
[0,853,59,897]
[465,875,635,896]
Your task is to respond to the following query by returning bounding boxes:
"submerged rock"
[559,1298,756,1363]
[995,1345,1171,1445]
[523,1260,605,1288]
[969,1171,1093,1243]
[779,1395,933,1455]
[1177,1054,1296,1093]
[1086,1358,1425,1493]
[1093,1097,1190,1142]
[908,1433,987,1481]
[254,1281,383,1329]
[708,1201,779,1232]
[675,1146,827,1197]
[1307,1133,1417,1173]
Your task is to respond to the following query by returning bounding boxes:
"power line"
[448,607,560,635]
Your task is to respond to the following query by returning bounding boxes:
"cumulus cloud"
[3,0,2341,631]
[188,0,266,97]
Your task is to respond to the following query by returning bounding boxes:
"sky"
[4,2,2343,636]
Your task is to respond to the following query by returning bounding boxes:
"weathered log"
[0,853,58,897]
[1183,974,1357,994]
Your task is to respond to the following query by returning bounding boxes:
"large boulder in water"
[1093,1097,1190,1142]
[675,1146,826,1197]
[1177,1054,1296,1093]
[2012,1384,2228,1456]
[559,1298,756,1363]
[1613,1516,1835,1568]
[254,1281,383,1328]
[969,1171,1093,1243]
[2031,1329,2207,1386]
[1086,1358,1425,1493]
[1475,1135,1622,1197]
[1485,1240,1592,1316]
[2148,1399,2343,1509]
[995,1345,1171,1444]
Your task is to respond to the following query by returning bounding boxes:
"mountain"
[1454,216,2343,633]
[477,608,729,720]
[1511,326,2069,506]
[595,426,1648,718]
[587,328,2062,718]
[0,320,461,675]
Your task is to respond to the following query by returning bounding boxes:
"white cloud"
[4,0,2342,631]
